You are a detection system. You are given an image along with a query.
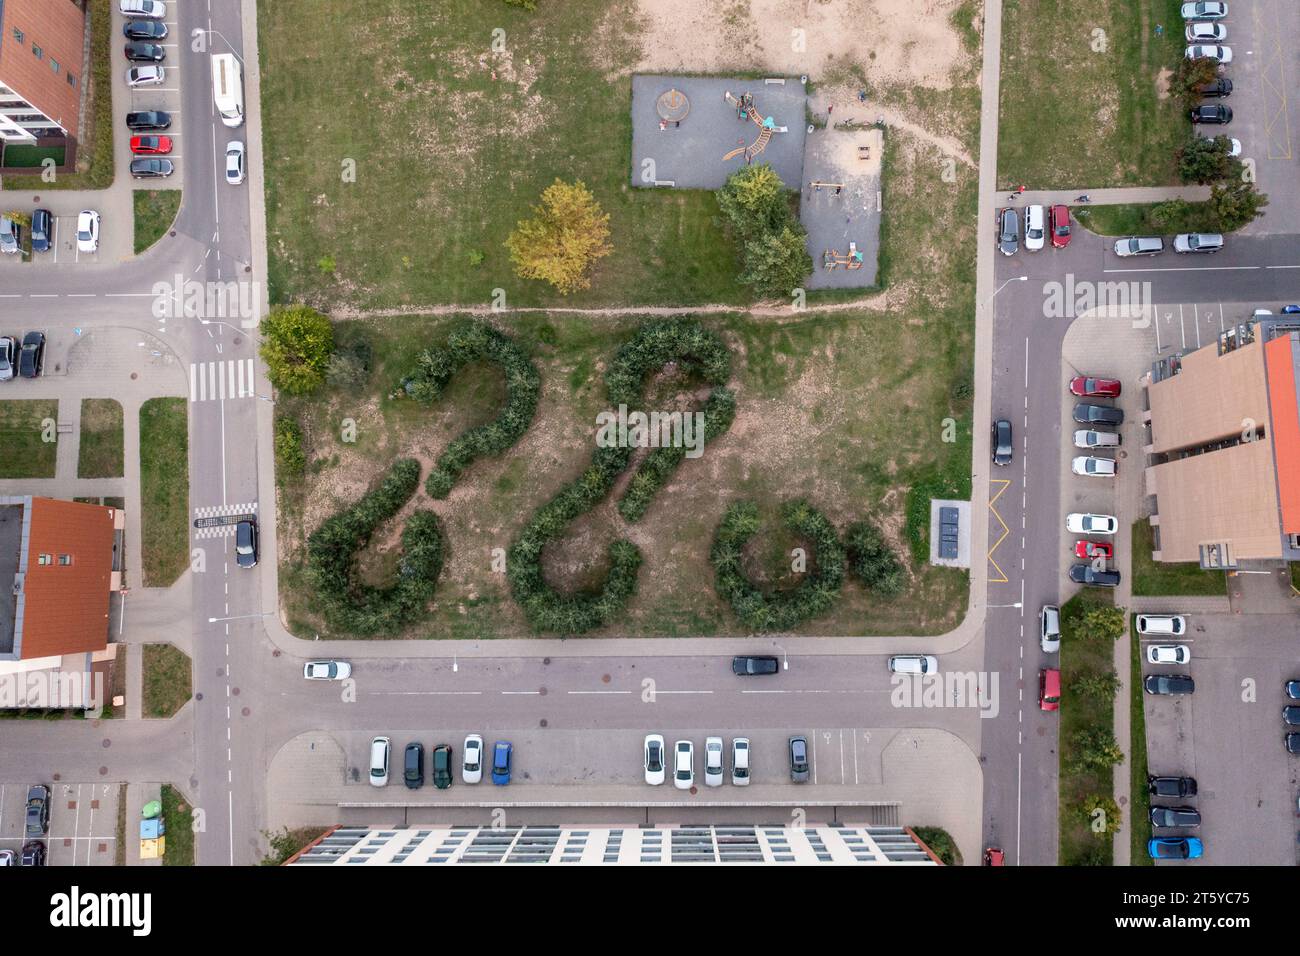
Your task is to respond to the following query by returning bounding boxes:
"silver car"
[731,738,751,786]
[0,336,15,382]
[302,660,351,680]
[704,736,724,787]
[1114,236,1164,257]
[1181,2,1227,19]
[673,740,694,790]
[0,216,19,255]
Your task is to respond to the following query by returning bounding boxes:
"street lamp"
[986,275,1028,310]
[192,28,245,65]
[988,601,1023,609]
[772,641,790,670]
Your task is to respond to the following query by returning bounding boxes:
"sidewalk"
[992,186,1212,211]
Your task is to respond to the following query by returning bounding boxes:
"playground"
[630,74,882,289]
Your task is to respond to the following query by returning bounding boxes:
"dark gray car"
[235,519,258,569]
[789,736,810,782]
[1073,403,1124,426]
[997,208,1018,256]
[1068,564,1121,588]
[1150,805,1201,828]
[1145,674,1195,696]
[992,419,1013,466]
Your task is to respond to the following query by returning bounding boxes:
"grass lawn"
[1,145,66,168]
[1290,562,1299,595]
[1130,517,1227,596]
[139,398,189,587]
[1129,615,1153,866]
[133,191,182,254]
[1075,202,1219,237]
[100,644,127,719]
[998,0,1188,188]
[261,826,326,865]
[78,398,124,478]
[0,400,58,478]
[909,826,961,866]
[160,784,195,865]
[142,644,192,718]
[1059,590,1119,866]
[114,784,127,866]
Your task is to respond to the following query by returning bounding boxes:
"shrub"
[739,223,815,299]
[844,520,905,596]
[505,179,611,294]
[711,499,846,632]
[260,305,335,396]
[1208,179,1268,232]
[1177,135,1235,185]
[326,334,372,389]
[716,164,790,242]
[274,416,306,480]
[1077,795,1122,836]
[398,321,541,499]
[1170,56,1220,108]
[306,459,444,635]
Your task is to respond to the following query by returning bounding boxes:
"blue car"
[1148,837,1203,860]
[491,741,512,785]
[30,209,52,254]
[1283,305,1300,314]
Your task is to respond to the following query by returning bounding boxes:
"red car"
[1075,540,1114,561]
[984,847,1006,866]
[1049,204,1071,248]
[1069,376,1121,398]
[130,135,172,154]
[1040,668,1061,712]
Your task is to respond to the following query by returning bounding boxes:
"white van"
[889,655,939,675]
[1137,614,1187,636]
[368,736,390,787]
[211,53,245,128]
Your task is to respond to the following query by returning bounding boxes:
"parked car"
[997,207,1018,256]
[126,65,165,87]
[1072,456,1117,477]
[123,19,168,40]
[30,209,52,253]
[126,110,171,130]
[1287,680,1300,700]
[403,742,424,789]
[673,740,694,790]
[20,842,46,867]
[432,744,453,789]
[703,736,724,787]
[732,654,779,675]
[462,734,483,784]
[1190,103,1233,124]
[1023,204,1045,252]
[0,337,16,382]
[731,737,750,786]
[120,0,166,17]
[0,215,21,255]
[124,42,166,62]
[1186,44,1232,63]
[1196,77,1232,97]
[1180,1,1227,19]
[1284,706,1300,727]
[643,734,665,785]
[1147,645,1192,665]
[1074,541,1113,561]
[130,157,174,178]
[1114,236,1164,257]
[1145,674,1195,695]
[18,331,45,379]
[789,735,810,782]
[1066,513,1117,535]
[1069,564,1121,587]
[225,141,246,185]
[983,847,1006,866]
[1073,403,1124,426]
[1137,614,1187,636]
[235,518,258,568]
[1074,429,1121,448]
[1150,805,1201,828]
[302,660,351,680]
[1049,204,1071,248]
[1185,21,1226,43]
[1148,837,1203,860]
[1288,733,1300,755]
[1039,668,1061,711]
[25,785,50,838]
[1149,775,1197,797]
[1040,604,1061,654]
[992,418,1013,466]
[889,654,939,675]
[0,850,13,866]
[368,736,390,787]
[76,209,100,254]
[490,740,512,785]
[1069,376,1121,398]
[1174,232,1224,253]
[130,135,172,154]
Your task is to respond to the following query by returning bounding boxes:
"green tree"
[260,305,335,395]
[1209,179,1268,231]
[1069,728,1124,774]
[739,223,814,298]
[844,520,906,596]
[4,209,31,228]
[1072,669,1121,701]
[1177,135,1234,185]
[1077,794,1122,835]
[1170,56,1220,107]
[1075,604,1127,645]
[716,164,791,241]
[505,179,612,294]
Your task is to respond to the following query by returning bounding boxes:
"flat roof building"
[0,0,87,144]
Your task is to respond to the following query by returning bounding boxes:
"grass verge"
[114,784,127,866]
[0,399,58,478]
[909,826,961,865]
[142,644,192,718]
[1130,518,1227,596]
[139,398,189,587]
[1129,614,1153,865]
[261,826,325,865]
[78,398,124,478]
[160,784,195,865]
[133,191,181,254]
[1075,202,1219,237]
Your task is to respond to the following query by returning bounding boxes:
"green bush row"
[844,520,905,596]
[400,321,541,499]
[710,499,846,632]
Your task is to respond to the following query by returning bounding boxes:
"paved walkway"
[125,644,143,721]
[993,186,1212,211]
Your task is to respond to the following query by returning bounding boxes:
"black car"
[1149,805,1201,828]
[19,331,45,378]
[126,110,172,131]
[403,742,424,789]
[732,655,779,676]
[1068,564,1121,588]
[130,157,174,178]
[1285,706,1300,726]
[1149,774,1197,798]
[432,744,453,789]
[1190,104,1232,124]
[789,736,810,782]
[123,19,168,40]
[30,209,52,254]
[20,841,46,867]
[235,519,258,569]
[124,42,166,62]
[25,785,50,838]
[1196,78,1232,98]
[1073,402,1124,426]
[1145,674,1195,696]
[992,419,1013,466]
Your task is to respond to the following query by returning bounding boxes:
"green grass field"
[998,0,1188,188]
[160,784,195,866]
[0,400,58,478]
[78,398,124,478]
[133,191,182,254]
[1075,202,1219,237]
[1130,517,1227,596]
[142,644,192,719]
[139,398,189,587]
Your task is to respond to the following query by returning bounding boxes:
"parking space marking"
[1103,265,1260,274]
[1255,0,1294,160]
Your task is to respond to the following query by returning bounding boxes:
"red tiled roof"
[20,498,114,659]
[1266,335,1300,535]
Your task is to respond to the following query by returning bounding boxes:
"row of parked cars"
[0,332,46,380]
[645,736,760,788]
[1183,2,1240,148]
[1148,773,1203,860]
[369,735,512,789]
[1,209,100,257]
[120,1,178,179]
[0,785,50,867]
[995,203,1072,257]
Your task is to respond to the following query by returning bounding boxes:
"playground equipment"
[823,242,864,271]
[810,180,845,194]
[655,88,690,127]
[722,90,788,163]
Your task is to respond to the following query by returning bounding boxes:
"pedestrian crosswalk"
[189,359,257,403]
[192,501,258,539]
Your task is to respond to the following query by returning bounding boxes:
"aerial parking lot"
[0,781,121,867]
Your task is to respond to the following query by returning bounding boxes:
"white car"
[120,0,166,18]
[76,210,99,254]
[673,740,694,790]
[1137,614,1188,636]
[127,65,165,87]
[1180,2,1227,20]
[302,660,351,680]
[462,734,483,784]
[1023,204,1045,252]
[1040,604,1061,654]
[1072,456,1117,477]
[1147,644,1191,665]
[731,738,750,786]
[704,736,724,787]
[1186,44,1232,64]
[225,141,246,185]
[1074,430,1121,449]
[1185,21,1226,43]
[368,736,390,788]
[889,655,939,675]
[643,734,665,786]
[1066,513,1118,535]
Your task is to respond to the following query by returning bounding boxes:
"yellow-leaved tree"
[505,179,612,294]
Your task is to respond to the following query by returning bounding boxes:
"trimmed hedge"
[306,459,444,635]
[711,499,846,632]
[400,321,541,499]
[508,319,733,633]
[844,520,905,597]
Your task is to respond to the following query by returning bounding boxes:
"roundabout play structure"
[655,88,691,125]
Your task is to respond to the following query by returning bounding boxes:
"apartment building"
[0,0,87,144]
